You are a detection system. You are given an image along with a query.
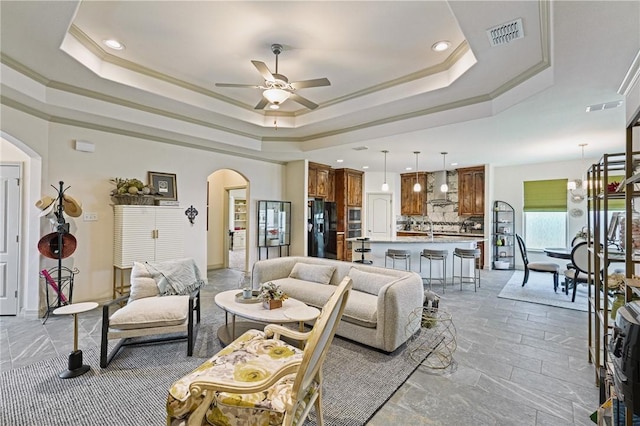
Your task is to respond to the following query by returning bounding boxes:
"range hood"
[428,171,456,206]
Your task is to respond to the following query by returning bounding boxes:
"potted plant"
[258,282,288,310]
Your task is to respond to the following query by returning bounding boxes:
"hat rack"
[41,181,79,324]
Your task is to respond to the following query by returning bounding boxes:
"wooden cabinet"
[346,170,363,207]
[113,205,184,298]
[336,233,345,261]
[308,162,331,198]
[400,172,428,216]
[327,169,335,202]
[476,241,485,269]
[458,166,485,216]
[334,168,364,260]
[113,206,184,268]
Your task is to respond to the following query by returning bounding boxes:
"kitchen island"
[348,235,486,285]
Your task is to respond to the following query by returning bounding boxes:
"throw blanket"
[145,258,206,296]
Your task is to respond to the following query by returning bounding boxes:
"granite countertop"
[348,235,486,243]
[397,230,485,237]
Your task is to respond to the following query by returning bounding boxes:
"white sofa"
[251,256,424,353]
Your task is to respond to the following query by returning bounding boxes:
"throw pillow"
[348,267,399,295]
[129,261,160,302]
[288,263,336,285]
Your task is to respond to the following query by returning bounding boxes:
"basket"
[112,195,155,205]
[493,260,510,270]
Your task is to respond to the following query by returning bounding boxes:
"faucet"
[423,216,434,241]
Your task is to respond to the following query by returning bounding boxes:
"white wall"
[492,158,604,268]
[1,104,286,315]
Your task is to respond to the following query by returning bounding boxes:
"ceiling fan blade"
[215,83,261,88]
[251,60,275,82]
[254,97,269,110]
[290,78,331,89]
[290,93,319,110]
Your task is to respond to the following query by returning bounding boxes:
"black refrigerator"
[308,199,337,259]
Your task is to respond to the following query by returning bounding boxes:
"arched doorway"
[206,169,249,273]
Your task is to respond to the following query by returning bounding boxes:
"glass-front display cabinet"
[257,200,291,259]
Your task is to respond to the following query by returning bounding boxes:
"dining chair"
[515,234,560,291]
[564,241,607,302]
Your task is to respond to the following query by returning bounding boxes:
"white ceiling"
[1,1,639,173]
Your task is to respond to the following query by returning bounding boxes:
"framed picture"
[148,172,177,201]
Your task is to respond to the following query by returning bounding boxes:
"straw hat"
[37,232,77,259]
[62,195,82,217]
[35,196,56,217]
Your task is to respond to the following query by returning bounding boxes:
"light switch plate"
[83,212,98,221]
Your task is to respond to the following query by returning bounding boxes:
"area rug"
[0,325,421,426]
[497,270,589,312]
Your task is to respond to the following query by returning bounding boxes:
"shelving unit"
[257,200,291,260]
[588,108,640,425]
[233,198,247,231]
[492,200,515,270]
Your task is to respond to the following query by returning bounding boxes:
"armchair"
[100,258,203,368]
[166,276,352,426]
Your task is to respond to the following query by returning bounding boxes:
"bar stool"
[453,248,481,291]
[419,249,449,292]
[385,249,412,270]
[353,237,372,265]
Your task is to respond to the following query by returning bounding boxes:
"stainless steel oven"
[347,208,362,238]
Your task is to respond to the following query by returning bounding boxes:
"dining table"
[543,247,572,260]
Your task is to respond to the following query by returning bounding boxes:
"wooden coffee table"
[214,290,320,346]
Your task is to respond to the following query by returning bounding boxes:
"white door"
[367,193,392,240]
[0,164,21,315]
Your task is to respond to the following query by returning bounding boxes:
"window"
[523,179,568,250]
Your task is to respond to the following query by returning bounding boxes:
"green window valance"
[523,179,568,212]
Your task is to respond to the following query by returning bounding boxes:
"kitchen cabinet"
[400,172,428,216]
[346,170,363,207]
[327,168,335,202]
[334,168,364,259]
[458,166,485,216]
[336,233,345,261]
[308,162,330,198]
[113,205,184,298]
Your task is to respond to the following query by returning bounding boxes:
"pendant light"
[440,152,449,193]
[413,151,422,192]
[568,143,588,191]
[381,150,389,192]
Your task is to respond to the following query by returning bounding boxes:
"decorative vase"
[611,294,626,319]
[263,299,282,310]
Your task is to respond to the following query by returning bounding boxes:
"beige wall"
[1,104,285,315]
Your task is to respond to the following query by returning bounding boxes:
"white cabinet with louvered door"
[112,205,184,298]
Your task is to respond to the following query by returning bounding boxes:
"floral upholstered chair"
[166,276,352,426]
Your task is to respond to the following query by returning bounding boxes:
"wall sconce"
[185,205,198,224]
[413,151,421,192]
[381,150,389,192]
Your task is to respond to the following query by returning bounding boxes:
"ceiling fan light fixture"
[263,88,290,105]
[269,104,280,110]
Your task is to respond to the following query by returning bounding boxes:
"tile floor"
[0,268,599,425]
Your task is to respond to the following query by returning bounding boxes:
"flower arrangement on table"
[258,282,288,310]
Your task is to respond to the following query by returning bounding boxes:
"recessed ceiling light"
[103,39,125,50]
[432,40,451,52]
[362,166,369,169]
[336,159,344,163]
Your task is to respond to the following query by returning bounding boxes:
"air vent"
[487,18,524,47]
[586,101,623,112]
[352,146,369,151]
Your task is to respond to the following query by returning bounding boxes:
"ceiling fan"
[215,43,331,110]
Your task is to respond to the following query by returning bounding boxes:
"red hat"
[37,232,77,259]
